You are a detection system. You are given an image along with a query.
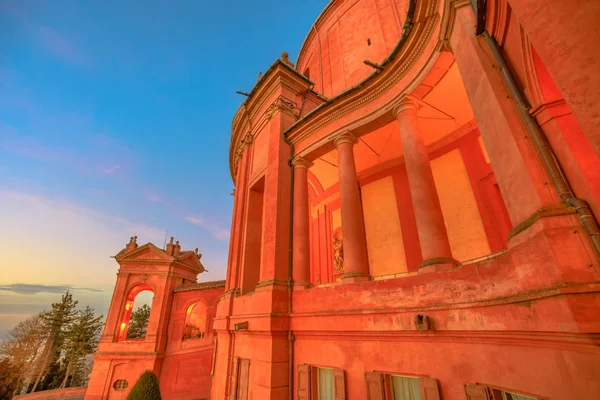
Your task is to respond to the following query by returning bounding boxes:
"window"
[365,372,440,400]
[465,384,543,400]
[391,376,422,399]
[297,364,345,399]
[183,302,207,340]
[113,379,128,391]
[317,368,335,400]
[241,177,265,295]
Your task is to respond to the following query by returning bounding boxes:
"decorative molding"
[289,12,440,147]
[291,157,314,169]
[264,96,301,120]
[333,131,357,148]
[391,96,419,117]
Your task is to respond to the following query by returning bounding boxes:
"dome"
[296,0,409,98]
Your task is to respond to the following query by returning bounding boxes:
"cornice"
[229,61,313,181]
[285,0,439,146]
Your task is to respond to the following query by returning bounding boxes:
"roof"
[173,280,226,293]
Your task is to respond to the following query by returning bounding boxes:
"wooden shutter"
[297,364,311,400]
[365,372,385,400]
[420,376,440,400]
[334,368,346,400]
[237,359,250,400]
[229,356,240,399]
[465,384,491,400]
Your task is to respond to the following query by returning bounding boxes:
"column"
[394,98,458,271]
[334,132,370,282]
[292,157,313,287]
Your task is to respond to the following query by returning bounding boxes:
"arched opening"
[183,302,208,340]
[118,285,154,341]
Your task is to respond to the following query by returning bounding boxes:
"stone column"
[292,157,313,287]
[334,132,370,282]
[394,98,458,271]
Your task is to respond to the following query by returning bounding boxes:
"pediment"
[116,243,173,262]
[176,251,205,273]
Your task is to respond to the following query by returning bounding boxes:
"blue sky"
[0,0,326,334]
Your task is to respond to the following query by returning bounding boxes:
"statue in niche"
[333,235,344,272]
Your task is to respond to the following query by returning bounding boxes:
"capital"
[333,132,357,148]
[292,157,313,169]
[392,97,419,118]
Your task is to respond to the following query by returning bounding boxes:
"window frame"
[365,370,440,400]
[298,363,346,400]
[465,383,548,400]
[112,379,128,391]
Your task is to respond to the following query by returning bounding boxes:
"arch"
[118,284,155,341]
[183,301,208,340]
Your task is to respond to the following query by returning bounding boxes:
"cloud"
[185,215,230,241]
[35,25,90,67]
[99,164,121,175]
[0,189,166,244]
[0,2,90,68]
[0,122,133,178]
[0,283,103,295]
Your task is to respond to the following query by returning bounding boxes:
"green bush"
[126,370,162,400]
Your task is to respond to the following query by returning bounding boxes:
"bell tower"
[85,237,205,400]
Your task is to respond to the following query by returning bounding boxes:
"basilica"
[76,0,600,399]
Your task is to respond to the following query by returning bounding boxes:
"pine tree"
[59,306,103,388]
[30,291,78,392]
[126,370,162,400]
[126,304,151,339]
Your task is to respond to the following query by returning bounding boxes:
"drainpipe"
[284,132,295,400]
[482,31,600,259]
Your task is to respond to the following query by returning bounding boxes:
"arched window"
[118,286,154,341]
[183,302,207,340]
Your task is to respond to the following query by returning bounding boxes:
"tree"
[59,306,103,388]
[0,359,19,400]
[126,304,151,339]
[31,292,78,392]
[126,370,162,400]
[0,313,46,395]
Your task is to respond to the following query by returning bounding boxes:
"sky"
[0,0,327,336]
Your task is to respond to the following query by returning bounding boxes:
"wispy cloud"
[99,164,121,175]
[0,283,103,295]
[0,122,132,178]
[35,25,90,67]
[1,2,91,68]
[185,215,230,241]
[0,189,166,244]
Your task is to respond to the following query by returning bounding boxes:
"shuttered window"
[298,365,312,400]
[465,384,542,400]
[364,372,440,400]
[297,364,346,400]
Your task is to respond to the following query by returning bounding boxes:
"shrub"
[126,370,162,400]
